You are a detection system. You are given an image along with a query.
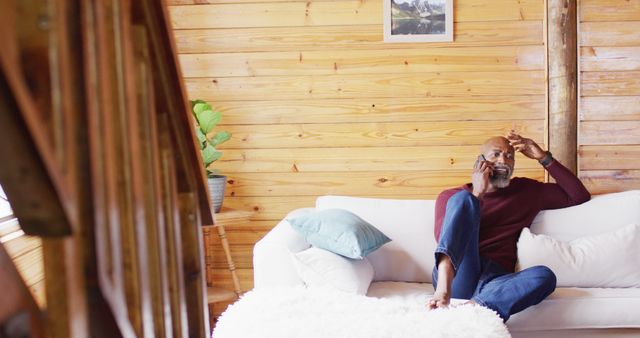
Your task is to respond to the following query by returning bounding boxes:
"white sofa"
[253,191,640,338]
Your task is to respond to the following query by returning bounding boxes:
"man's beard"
[490,165,513,188]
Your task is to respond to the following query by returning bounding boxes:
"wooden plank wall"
[167,0,547,306]
[578,0,640,193]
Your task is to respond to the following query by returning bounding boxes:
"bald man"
[426,131,591,322]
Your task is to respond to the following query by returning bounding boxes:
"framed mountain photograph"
[383,0,453,42]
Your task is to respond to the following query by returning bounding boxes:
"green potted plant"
[190,99,232,213]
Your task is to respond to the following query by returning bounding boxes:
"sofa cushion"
[508,287,640,331]
[366,282,640,331]
[316,196,436,283]
[287,208,391,259]
[291,247,374,295]
[531,190,640,241]
[517,224,640,288]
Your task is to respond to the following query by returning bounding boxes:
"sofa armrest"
[253,208,315,289]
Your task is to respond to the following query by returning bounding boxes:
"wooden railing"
[0,0,213,337]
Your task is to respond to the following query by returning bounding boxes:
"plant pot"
[207,174,227,213]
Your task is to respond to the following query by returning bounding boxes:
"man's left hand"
[506,130,546,160]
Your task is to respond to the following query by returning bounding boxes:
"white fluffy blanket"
[212,287,511,338]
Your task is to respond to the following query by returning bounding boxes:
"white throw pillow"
[290,247,374,295]
[517,223,640,288]
[530,190,640,241]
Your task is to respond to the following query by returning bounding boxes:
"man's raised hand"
[472,155,493,199]
[506,131,545,161]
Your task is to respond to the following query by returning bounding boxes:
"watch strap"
[538,151,553,166]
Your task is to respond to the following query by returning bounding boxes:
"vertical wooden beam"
[547,0,578,174]
[178,192,210,338]
[133,24,172,338]
[44,1,92,337]
[83,0,134,336]
[135,0,214,226]
[159,115,189,338]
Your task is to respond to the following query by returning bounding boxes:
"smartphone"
[475,154,486,169]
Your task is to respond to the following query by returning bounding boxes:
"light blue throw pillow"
[287,208,391,259]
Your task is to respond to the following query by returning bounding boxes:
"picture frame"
[383,0,454,43]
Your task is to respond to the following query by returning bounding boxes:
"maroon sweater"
[434,160,591,272]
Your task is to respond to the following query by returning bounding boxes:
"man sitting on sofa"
[426,131,591,321]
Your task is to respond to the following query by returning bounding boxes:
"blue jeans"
[432,190,557,321]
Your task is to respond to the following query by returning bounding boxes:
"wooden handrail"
[0,0,212,337]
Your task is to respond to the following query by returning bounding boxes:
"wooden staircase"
[0,0,214,337]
